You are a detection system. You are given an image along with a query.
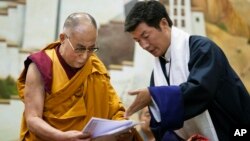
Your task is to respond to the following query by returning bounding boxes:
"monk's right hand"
[58,130,91,141]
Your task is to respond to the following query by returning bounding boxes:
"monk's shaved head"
[63,12,97,36]
[59,12,98,68]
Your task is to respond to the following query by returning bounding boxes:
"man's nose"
[78,51,89,58]
[139,40,149,50]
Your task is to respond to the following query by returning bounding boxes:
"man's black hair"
[125,0,172,32]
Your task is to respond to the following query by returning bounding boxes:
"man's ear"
[59,33,66,44]
[160,18,169,29]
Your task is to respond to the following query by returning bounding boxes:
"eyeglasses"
[65,35,99,53]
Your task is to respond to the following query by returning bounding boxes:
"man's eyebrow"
[76,43,96,48]
[76,44,86,48]
[133,37,139,41]
[140,31,146,37]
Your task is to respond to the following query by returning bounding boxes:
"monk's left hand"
[125,88,152,118]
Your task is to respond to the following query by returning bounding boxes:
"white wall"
[6,5,25,46]
[123,43,154,107]
[58,0,125,33]
[169,0,192,33]
[131,43,154,89]
[191,12,206,36]
[22,0,125,49]
[0,15,8,39]
[0,41,7,78]
[108,43,154,108]
[6,47,19,79]
[22,0,58,49]
[0,100,24,141]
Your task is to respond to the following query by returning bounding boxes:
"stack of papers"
[82,117,140,138]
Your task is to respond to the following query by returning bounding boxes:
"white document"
[82,117,140,138]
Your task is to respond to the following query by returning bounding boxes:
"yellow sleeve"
[104,75,126,120]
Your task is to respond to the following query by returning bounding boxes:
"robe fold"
[17,41,126,141]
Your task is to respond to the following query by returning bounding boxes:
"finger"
[79,132,91,139]
[125,103,141,118]
[123,114,129,120]
[124,106,135,118]
[124,111,129,118]
[82,132,90,136]
[127,89,140,95]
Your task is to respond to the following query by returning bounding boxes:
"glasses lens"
[74,48,85,53]
[66,35,99,54]
[74,47,99,53]
[91,48,99,52]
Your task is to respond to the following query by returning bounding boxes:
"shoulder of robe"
[90,54,108,76]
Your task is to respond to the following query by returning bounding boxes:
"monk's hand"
[59,131,91,141]
[125,88,152,118]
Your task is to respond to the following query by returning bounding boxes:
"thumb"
[80,132,91,139]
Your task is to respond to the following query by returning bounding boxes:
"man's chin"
[149,50,161,57]
[73,63,84,69]
[151,52,160,57]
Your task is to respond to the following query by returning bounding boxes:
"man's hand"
[125,88,152,118]
[93,128,136,141]
[115,129,134,141]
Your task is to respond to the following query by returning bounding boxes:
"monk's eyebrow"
[76,44,86,48]
[76,43,95,48]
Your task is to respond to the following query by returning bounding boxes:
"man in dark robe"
[124,1,250,141]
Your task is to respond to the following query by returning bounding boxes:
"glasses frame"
[65,34,99,53]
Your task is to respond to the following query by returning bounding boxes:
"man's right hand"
[125,88,152,118]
